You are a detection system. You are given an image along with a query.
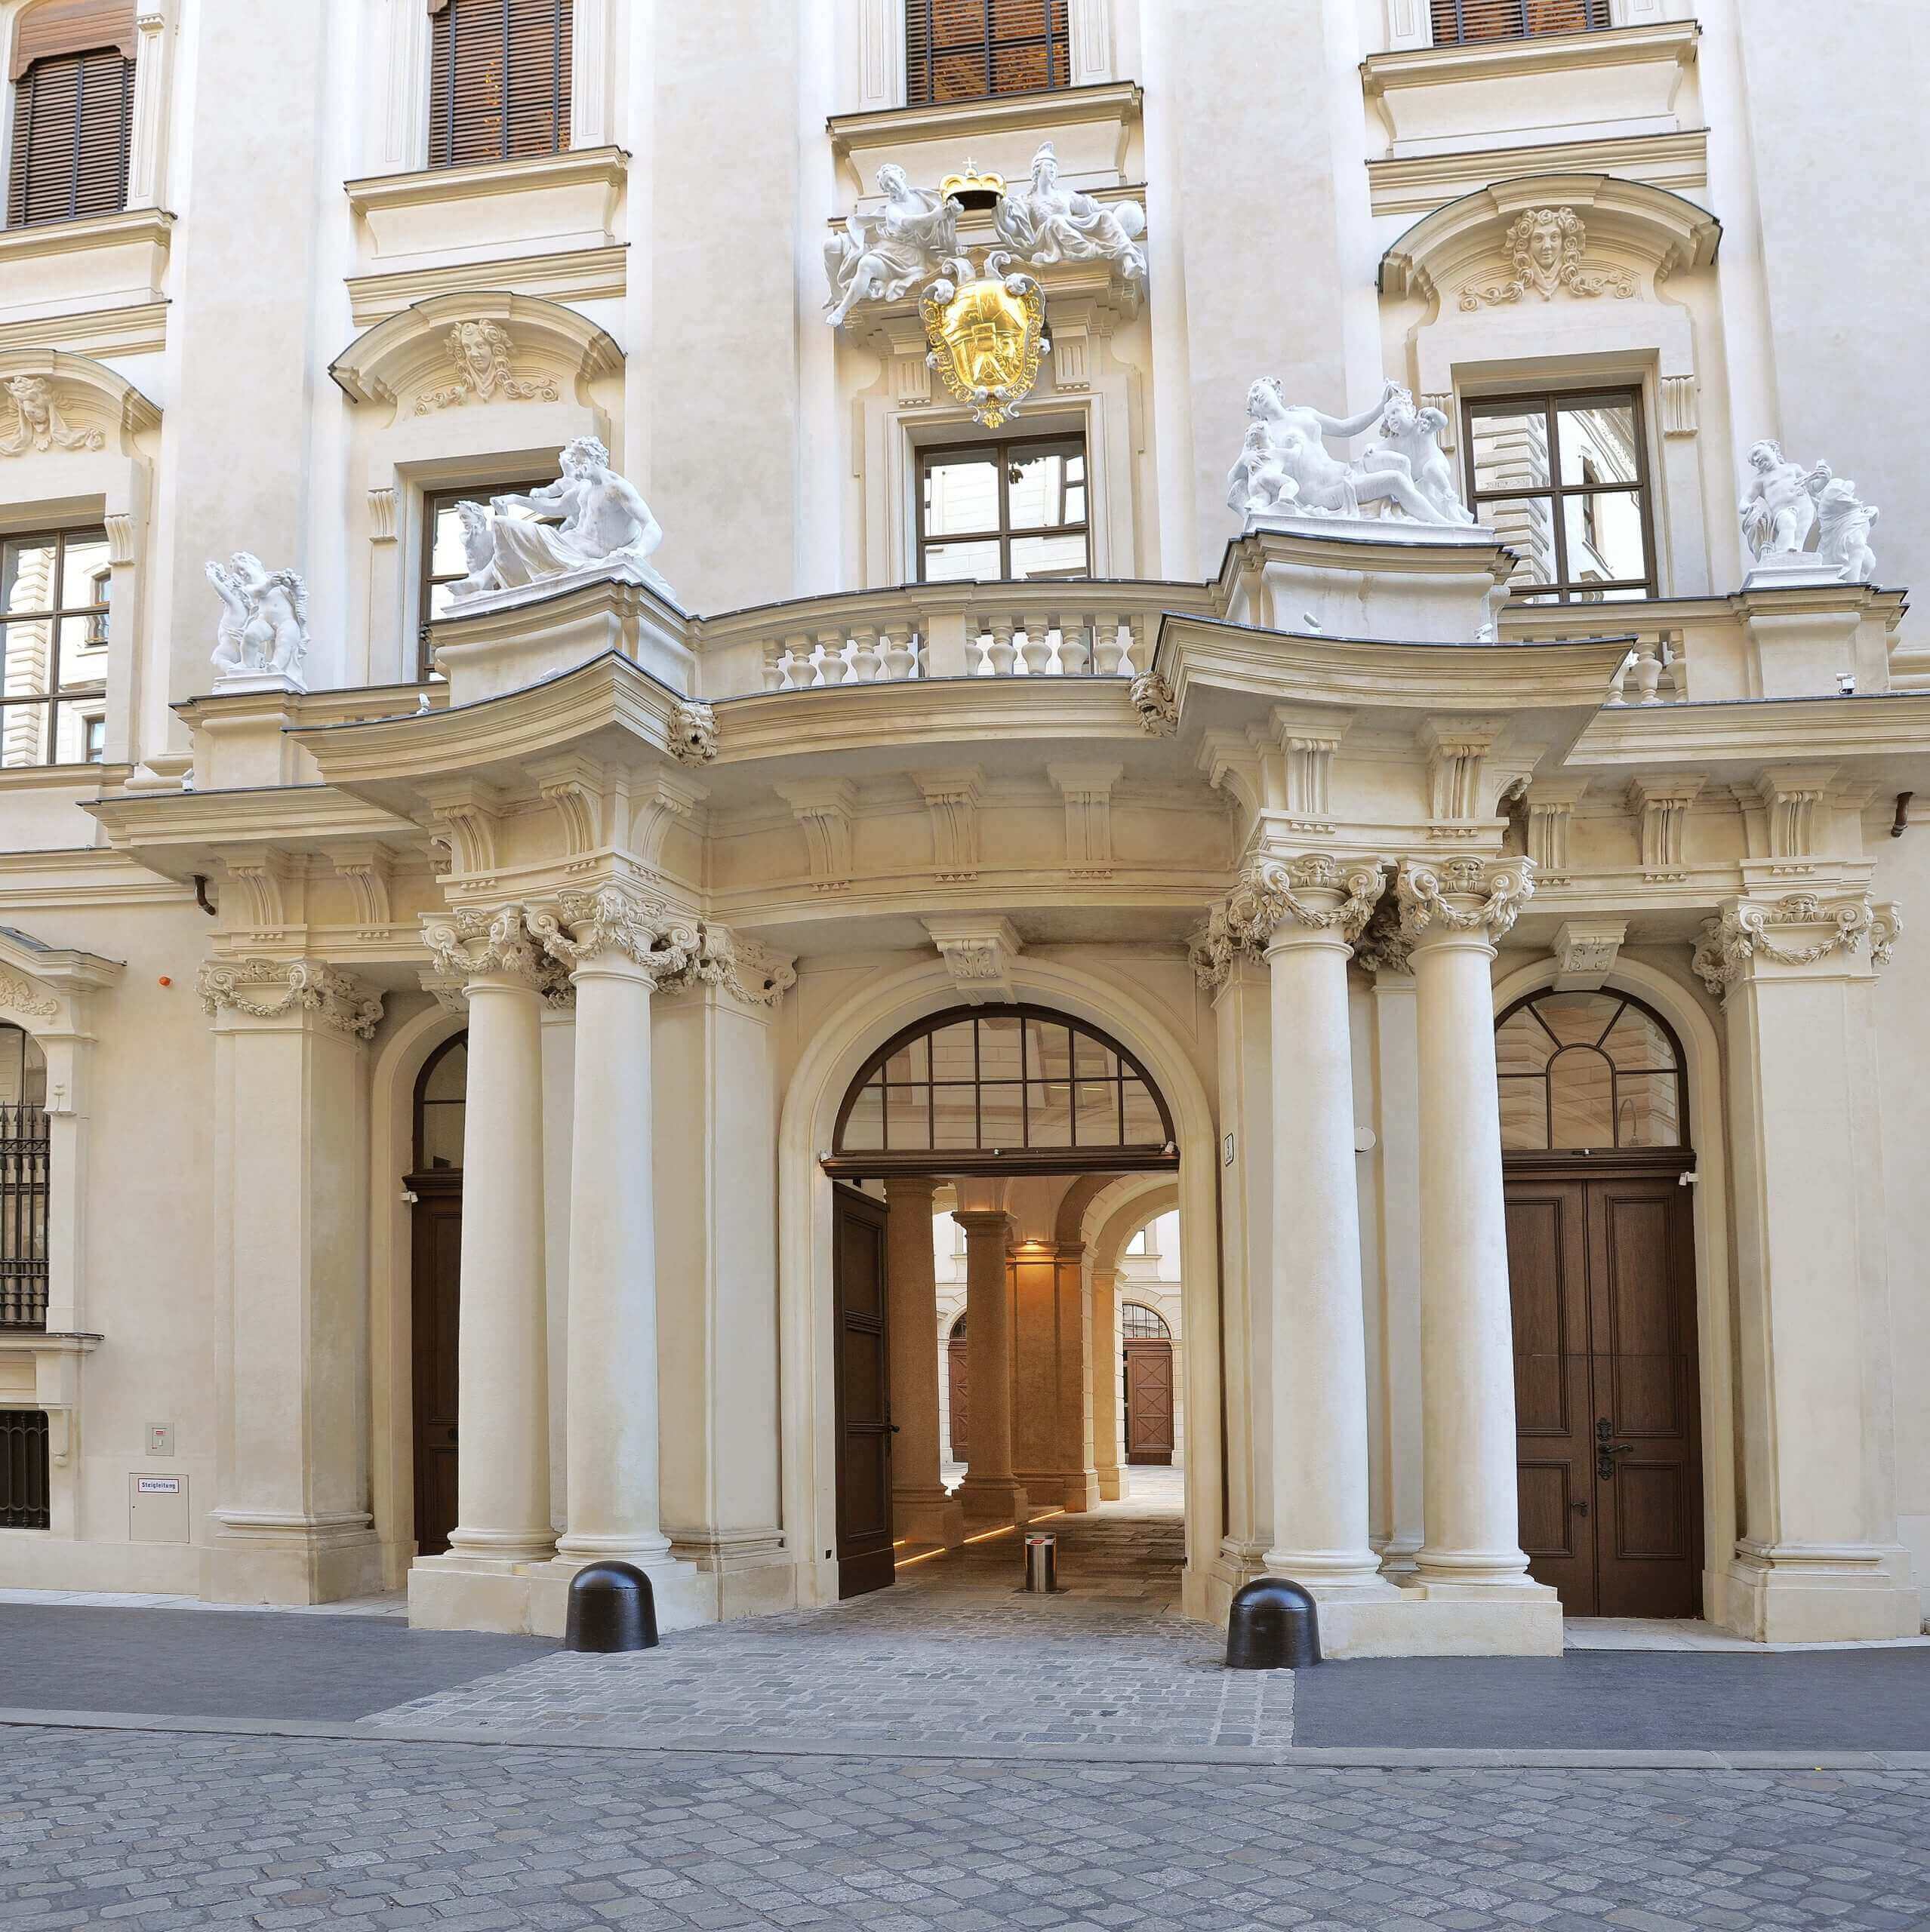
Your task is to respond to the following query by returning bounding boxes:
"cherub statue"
[1814,476,1879,583]
[1228,377,1447,523]
[1224,417,1303,517]
[823,165,961,326]
[0,374,103,455]
[1359,385,1473,525]
[1739,438,1831,561]
[994,143,1147,281]
[207,552,309,680]
[448,436,678,605]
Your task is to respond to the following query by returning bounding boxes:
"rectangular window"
[906,0,1070,106]
[427,0,571,169]
[918,435,1088,583]
[0,1411,50,1528]
[418,479,550,677]
[6,46,134,227]
[1429,0,1610,45]
[1463,389,1657,603]
[0,528,112,767]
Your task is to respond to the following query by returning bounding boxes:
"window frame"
[411,1030,469,1176]
[5,35,135,229]
[915,433,1091,585]
[1494,989,1688,1155]
[0,524,112,770]
[1119,1300,1170,1340]
[426,0,572,171]
[905,0,1070,107]
[1461,385,1659,605]
[417,477,551,678]
[1429,0,1611,45]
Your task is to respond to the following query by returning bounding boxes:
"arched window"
[413,1033,467,1172]
[949,1312,966,1338]
[906,0,1069,106]
[830,1005,1176,1176]
[428,0,571,169]
[1495,990,1684,1152]
[0,1023,49,1331]
[1119,1300,1169,1340]
[7,1,136,228]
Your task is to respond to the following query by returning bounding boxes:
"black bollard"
[563,1560,660,1653]
[1224,1576,1320,1669]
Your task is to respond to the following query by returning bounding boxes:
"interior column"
[1397,860,1553,1604]
[953,1186,1027,1528]
[1089,1262,1122,1500]
[1243,857,1396,1593]
[884,1176,965,1547]
[411,906,556,1628]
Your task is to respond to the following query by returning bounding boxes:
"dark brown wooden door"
[1506,1162,1701,1617]
[1123,1337,1174,1465]
[833,1184,895,1598]
[947,1331,968,1462]
[408,1175,463,1557]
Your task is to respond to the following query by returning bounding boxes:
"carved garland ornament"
[1689,893,1881,1001]
[1460,208,1636,312]
[196,958,385,1038]
[416,321,560,414]
[0,974,60,1020]
[669,922,797,1008]
[1190,855,1387,987]
[1395,857,1536,943]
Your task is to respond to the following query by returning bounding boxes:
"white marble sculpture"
[994,143,1147,281]
[207,552,309,684]
[1739,438,1831,562]
[1227,377,1472,527]
[447,436,679,605]
[0,374,103,455]
[1814,475,1879,583]
[823,165,962,327]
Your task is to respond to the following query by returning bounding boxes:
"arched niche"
[328,291,624,685]
[1378,172,1729,596]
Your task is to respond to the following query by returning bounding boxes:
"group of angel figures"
[823,143,1147,328]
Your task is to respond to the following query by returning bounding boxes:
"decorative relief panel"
[416,320,561,413]
[1460,208,1636,310]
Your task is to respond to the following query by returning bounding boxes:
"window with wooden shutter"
[427,0,572,169]
[906,0,1070,106]
[5,0,136,228]
[1428,0,1609,44]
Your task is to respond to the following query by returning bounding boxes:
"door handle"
[1569,1500,1590,1517]
[1596,1443,1633,1481]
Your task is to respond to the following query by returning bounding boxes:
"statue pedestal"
[1227,518,1514,644]
[1741,554,1846,594]
[211,668,307,699]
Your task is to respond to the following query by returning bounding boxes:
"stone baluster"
[1113,614,1139,677]
[848,626,882,683]
[760,641,785,691]
[987,614,1019,678]
[1059,617,1093,677]
[1017,614,1053,677]
[1093,617,1126,676]
[779,631,811,691]
[879,624,916,682]
[817,628,851,685]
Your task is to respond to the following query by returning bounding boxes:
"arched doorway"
[945,1312,968,1461]
[823,1003,1180,1597]
[1119,1300,1174,1466]
[1498,988,1703,1617]
[407,1031,466,1557]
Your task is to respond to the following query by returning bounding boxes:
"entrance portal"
[823,1004,1180,1601]
[1120,1300,1174,1466]
[406,1032,467,1557]
[1498,989,1704,1617]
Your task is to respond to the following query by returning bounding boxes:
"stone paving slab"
[0,1603,550,1721]
[2,1726,1927,1931]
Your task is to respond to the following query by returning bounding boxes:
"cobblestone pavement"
[2,1726,1926,1930]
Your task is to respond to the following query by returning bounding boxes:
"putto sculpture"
[823,165,962,327]
[207,552,309,685]
[0,374,104,455]
[1227,378,1476,528]
[448,436,679,606]
[994,143,1147,282]
[1738,439,1880,583]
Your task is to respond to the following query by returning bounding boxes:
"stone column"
[884,1177,965,1547]
[199,958,385,1604]
[411,908,556,1629]
[1214,857,1393,1592]
[532,890,699,1598]
[1396,860,1553,1613]
[1089,1263,1123,1501]
[953,1188,1027,1527]
[1695,891,1920,1640]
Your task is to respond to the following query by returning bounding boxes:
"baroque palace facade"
[0,0,1925,1654]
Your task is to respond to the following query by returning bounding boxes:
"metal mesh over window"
[1429,0,1609,45]
[427,0,571,168]
[0,1026,48,1331]
[0,1410,49,1528]
[906,0,1070,105]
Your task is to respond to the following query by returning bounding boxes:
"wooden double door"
[1504,1159,1703,1618]
[832,1185,896,1598]
[1122,1338,1175,1464]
